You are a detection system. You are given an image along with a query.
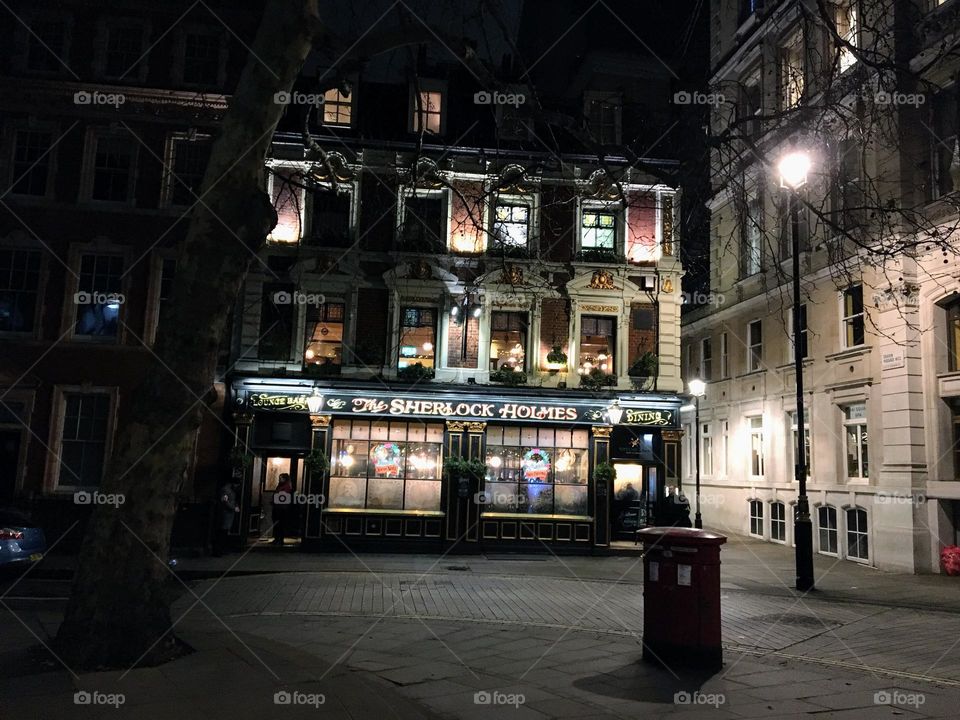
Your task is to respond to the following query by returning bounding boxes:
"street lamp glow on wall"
[777,151,811,189]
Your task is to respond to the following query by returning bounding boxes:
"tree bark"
[54,0,319,670]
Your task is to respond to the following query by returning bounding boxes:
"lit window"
[413,90,442,134]
[843,403,868,479]
[579,315,616,375]
[842,285,865,347]
[328,419,443,511]
[747,319,762,372]
[836,1,858,71]
[749,416,764,477]
[846,507,868,560]
[779,28,804,109]
[749,499,764,536]
[0,248,42,333]
[59,393,111,487]
[490,311,527,372]
[818,505,838,554]
[771,501,786,542]
[581,209,618,250]
[492,203,529,249]
[399,307,436,370]
[11,130,53,197]
[74,254,123,337]
[304,302,345,375]
[483,425,590,516]
[322,88,352,126]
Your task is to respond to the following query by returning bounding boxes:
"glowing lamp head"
[606,399,624,425]
[422,342,433,352]
[306,387,324,414]
[688,378,707,398]
[778,151,812,189]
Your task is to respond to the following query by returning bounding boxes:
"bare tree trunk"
[55,0,319,670]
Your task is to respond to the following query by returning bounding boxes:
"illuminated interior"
[398,307,436,369]
[304,302,345,370]
[489,311,527,371]
[578,315,616,375]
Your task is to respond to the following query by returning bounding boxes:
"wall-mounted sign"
[881,351,904,370]
[581,304,618,313]
[240,388,679,428]
[622,409,674,426]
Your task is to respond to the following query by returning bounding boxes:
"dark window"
[401,195,445,250]
[26,19,67,73]
[586,97,620,145]
[490,311,527,372]
[399,307,436,369]
[304,302,345,373]
[771,501,786,541]
[842,285,865,347]
[156,257,176,335]
[328,420,444,511]
[258,284,295,360]
[738,0,763,24]
[818,505,838,554]
[780,193,809,257]
[0,249,42,333]
[632,307,656,330]
[91,136,136,202]
[749,499,764,536]
[169,136,211,206]
[309,189,351,246]
[75,254,123,337]
[105,25,144,78]
[183,32,220,85]
[59,393,110,486]
[483,426,590,516]
[846,507,868,560]
[792,304,808,359]
[747,319,762,371]
[931,88,958,200]
[11,130,52,197]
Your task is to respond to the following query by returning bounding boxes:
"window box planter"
[397,363,434,382]
[489,368,527,385]
[579,368,617,390]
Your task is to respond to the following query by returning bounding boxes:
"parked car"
[0,508,46,569]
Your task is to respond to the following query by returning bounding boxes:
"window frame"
[700,422,713,476]
[9,126,58,199]
[398,306,438,370]
[845,506,869,561]
[0,246,44,337]
[19,12,72,76]
[779,26,805,109]
[307,181,356,247]
[749,416,765,478]
[321,87,354,127]
[700,337,713,381]
[789,411,812,481]
[46,385,118,491]
[583,90,623,145]
[409,82,446,136]
[834,0,859,72]
[817,504,839,555]
[579,200,624,255]
[741,190,763,276]
[720,332,729,378]
[68,250,126,342]
[489,310,529,373]
[578,313,618,376]
[747,319,763,372]
[843,402,869,480]
[398,187,450,252]
[841,285,866,348]
[162,131,213,208]
[81,128,139,206]
[788,303,808,361]
[749,499,764,537]
[490,196,534,253]
[770,500,787,543]
[94,17,150,82]
[175,26,227,88]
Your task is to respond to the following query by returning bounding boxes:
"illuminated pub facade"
[230,381,682,551]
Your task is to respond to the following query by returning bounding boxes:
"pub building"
[228,378,682,552]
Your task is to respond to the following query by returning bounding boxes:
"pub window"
[0,248,42,333]
[491,202,530,250]
[328,420,444,511]
[308,187,352,247]
[258,284,295,360]
[11,130,53,197]
[58,392,111,487]
[843,403,868,479]
[304,302,345,374]
[490,311,527,372]
[322,88,352,126]
[818,505,838,554]
[846,506,869,560]
[398,307,436,370]
[483,426,590,516]
[579,315,616,375]
[166,134,212,206]
[770,501,786,542]
[749,499,764,537]
[842,284,865,347]
[400,192,446,252]
[74,253,123,338]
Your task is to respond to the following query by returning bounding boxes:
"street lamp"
[688,378,706,529]
[606,398,624,425]
[779,149,815,592]
[306,387,324,415]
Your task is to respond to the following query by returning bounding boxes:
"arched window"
[846,507,869,561]
[770,501,786,542]
[749,499,764,537]
[817,505,838,555]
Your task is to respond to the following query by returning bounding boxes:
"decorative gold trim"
[662,195,674,256]
[500,265,523,285]
[588,270,616,290]
[580,304,618,312]
[310,414,332,427]
[661,278,674,294]
[447,420,468,432]
[322,508,445,517]
[592,426,613,438]
[480,512,593,521]
[662,430,683,441]
[466,421,487,433]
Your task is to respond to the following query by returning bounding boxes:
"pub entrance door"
[248,455,301,544]
[610,462,657,541]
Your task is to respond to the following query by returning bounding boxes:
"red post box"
[637,527,727,670]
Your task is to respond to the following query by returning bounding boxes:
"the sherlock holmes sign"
[244,391,676,427]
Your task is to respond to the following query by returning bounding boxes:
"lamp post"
[778,150,815,592]
[688,379,706,529]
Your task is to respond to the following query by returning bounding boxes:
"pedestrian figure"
[272,473,293,546]
[214,481,239,556]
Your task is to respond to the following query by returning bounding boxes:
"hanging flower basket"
[941,545,960,576]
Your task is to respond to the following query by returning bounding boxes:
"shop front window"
[490,311,527,372]
[304,302,345,374]
[398,307,436,369]
[579,315,616,375]
[327,420,443,511]
[483,426,590,516]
